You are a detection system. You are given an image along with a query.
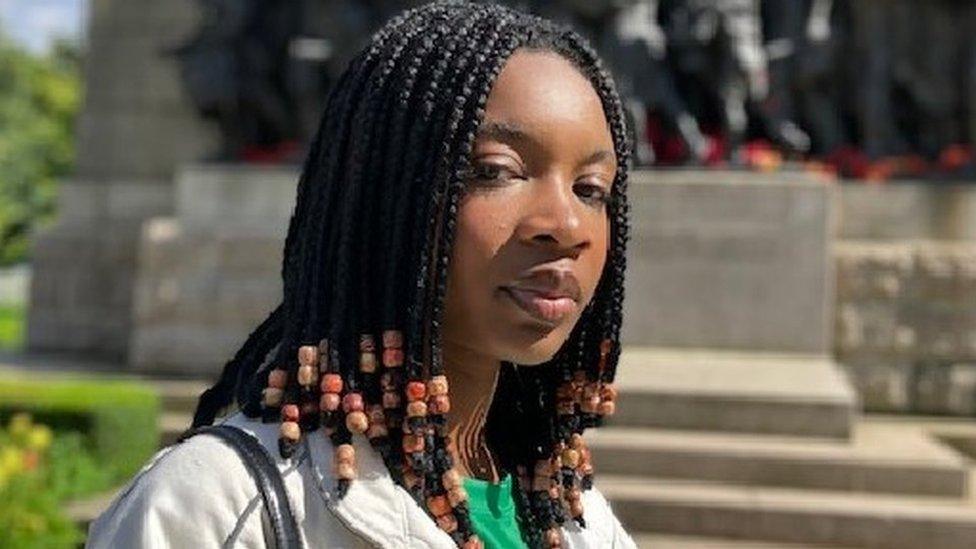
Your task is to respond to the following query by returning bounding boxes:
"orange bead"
[546,528,562,548]
[598,400,616,416]
[345,411,369,433]
[320,392,340,411]
[463,535,484,549]
[447,486,468,506]
[427,495,451,516]
[565,487,582,502]
[600,384,618,401]
[298,345,318,368]
[268,369,288,389]
[581,396,600,414]
[281,404,300,422]
[600,339,612,355]
[406,381,427,401]
[561,448,580,468]
[382,348,404,367]
[367,423,389,439]
[569,499,584,518]
[320,373,343,394]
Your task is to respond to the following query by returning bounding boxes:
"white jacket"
[87,412,638,548]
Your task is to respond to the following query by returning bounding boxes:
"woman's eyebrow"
[476,120,531,143]
[578,149,615,167]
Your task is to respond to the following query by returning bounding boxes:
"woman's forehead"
[479,50,615,159]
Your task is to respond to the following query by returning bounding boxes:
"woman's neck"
[441,339,501,481]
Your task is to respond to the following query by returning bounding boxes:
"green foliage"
[0,414,85,548]
[0,303,24,351]
[0,34,80,265]
[0,375,160,483]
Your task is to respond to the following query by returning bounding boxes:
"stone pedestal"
[622,169,836,354]
[129,165,297,375]
[28,0,215,361]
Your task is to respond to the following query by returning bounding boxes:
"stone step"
[597,475,976,549]
[587,419,969,497]
[610,348,857,439]
[632,533,852,548]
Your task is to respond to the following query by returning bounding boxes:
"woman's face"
[442,49,617,366]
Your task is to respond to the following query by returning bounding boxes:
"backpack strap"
[178,424,302,549]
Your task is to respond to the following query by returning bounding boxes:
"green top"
[462,474,529,549]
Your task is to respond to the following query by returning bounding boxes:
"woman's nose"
[516,177,589,252]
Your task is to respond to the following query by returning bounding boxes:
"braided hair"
[192,2,631,547]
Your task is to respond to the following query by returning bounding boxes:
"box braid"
[191,2,631,548]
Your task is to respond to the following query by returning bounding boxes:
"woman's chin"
[500,331,572,366]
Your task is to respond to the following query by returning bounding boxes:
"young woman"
[88,1,635,547]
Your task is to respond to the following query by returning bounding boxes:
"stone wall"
[28,0,216,360]
[836,241,976,414]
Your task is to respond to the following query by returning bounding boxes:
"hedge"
[0,374,160,483]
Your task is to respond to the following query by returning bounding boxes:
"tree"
[0,33,81,265]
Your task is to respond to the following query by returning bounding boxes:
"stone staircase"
[69,347,976,548]
[594,348,976,548]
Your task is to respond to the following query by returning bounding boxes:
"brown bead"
[534,459,553,477]
[320,392,341,412]
[342,392,364,413]
[598,400,616,416]
[546,528,562,548]
[427,495,451,516]
[345,411,369,433]
[436,513,458,533]
[600,384,618,401]
[565,487,582,502]
[561,448,580,469]
[569,499,584,518]
[335,443,355,462]
[570,433,584,449]
[262,387,283,407]
[581,396,600,414]
[382,330,403,348]
[463,536,484,549]
[427,375,449,396]
[367,423,389,439]
[359,353,378,373]
[320,373,343,394]
[583,383,599,399]
[406,400,428,418]
[335,462,356,480]
[556,383,575,400]
[280,421,300,441]
[359,334,377,352]
[297,365,316,386]
[382,348,404,367]
[442,469,462,489]
[557,401,576,415]
[429,395,451,414]
[268,369,288,389]
[382,391,401,409]
[281,404,300,422]
[298,345,318,368]
[406,381,426,401]
[447,486,468,506]
[548,484,561,500]
[402,468,421,489]
[402,433,425,453]
[600,338,612,355]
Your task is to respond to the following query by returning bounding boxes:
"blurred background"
[1,0,976,547]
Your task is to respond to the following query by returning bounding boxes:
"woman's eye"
[466,162,522,184]
[574,182,611,206]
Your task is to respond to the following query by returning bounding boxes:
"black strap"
[178,424,302,549]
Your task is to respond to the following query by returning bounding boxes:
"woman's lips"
[502,287,577,325]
